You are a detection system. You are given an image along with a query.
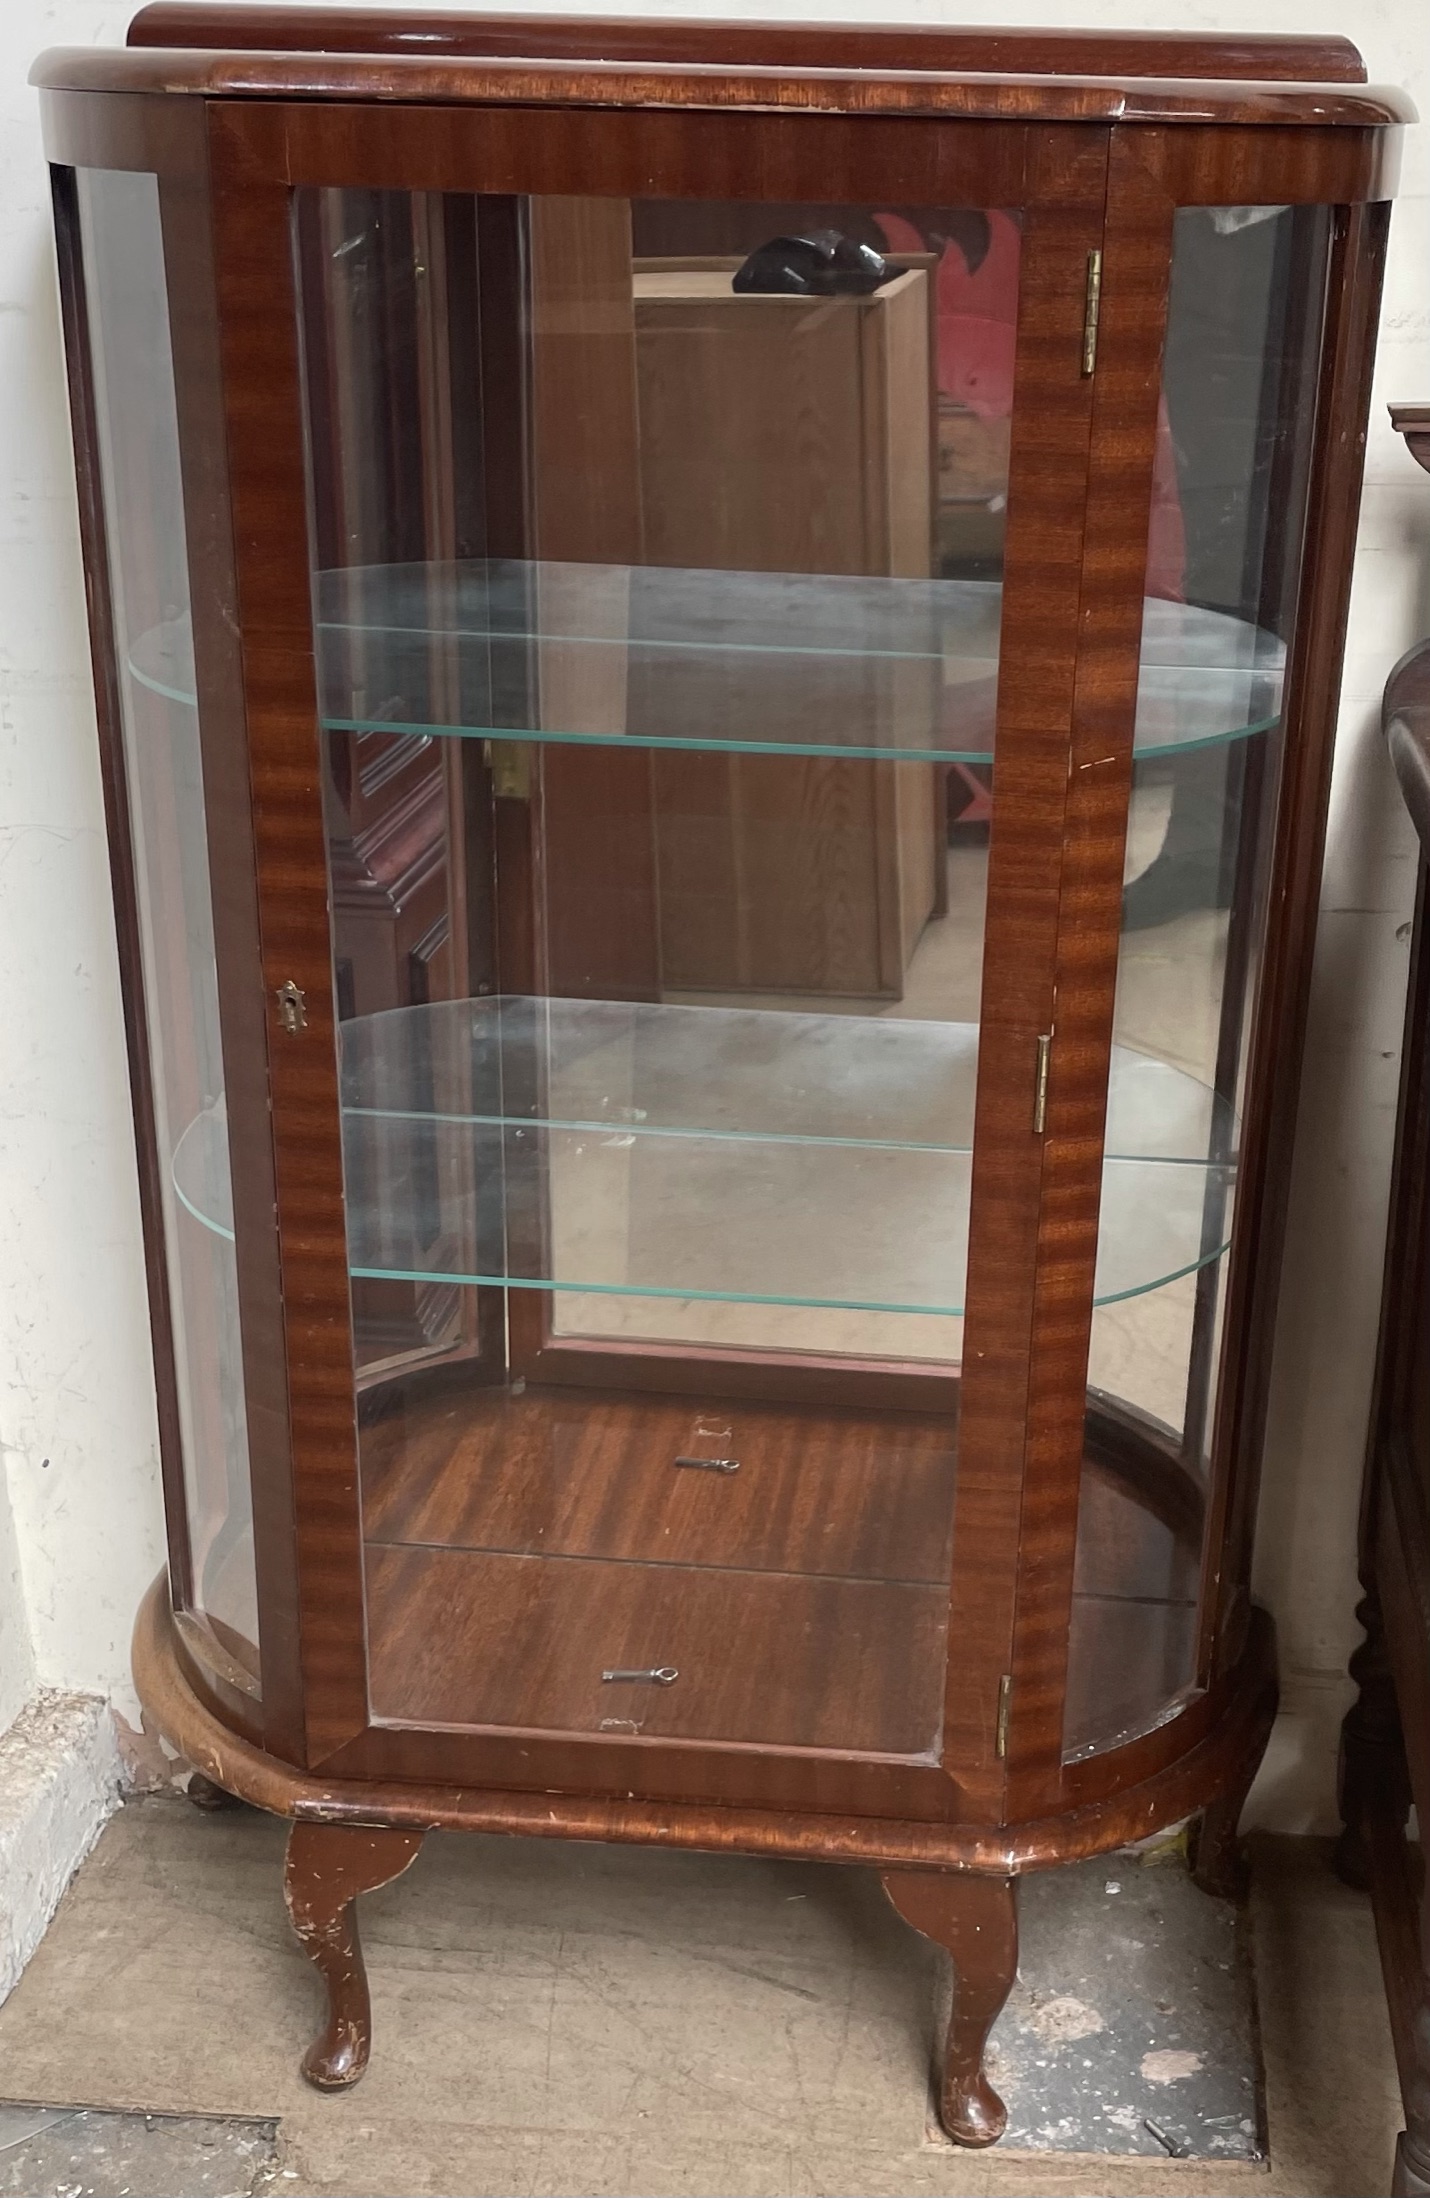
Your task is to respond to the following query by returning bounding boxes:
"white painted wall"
[0,0,1426,1828]
[1,0,165,1738]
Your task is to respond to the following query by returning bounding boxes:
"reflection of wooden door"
[633,263,939,998]
[525,196,660,1003]
[298,188,478,1373]
[327,731,453,1022]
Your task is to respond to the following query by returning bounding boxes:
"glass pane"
[1065,205,1330,1759]
[293,188,1025,1755]
[77,169,258,1692]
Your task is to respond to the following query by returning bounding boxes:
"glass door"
[280,183,1025,1761]
[183,95,1110,1795]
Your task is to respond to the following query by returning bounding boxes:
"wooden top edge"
[30,44,1417,128]
[123,7,1368,86]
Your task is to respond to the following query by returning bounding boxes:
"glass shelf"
[173,998,1236,1320]
[128,562,1285,764]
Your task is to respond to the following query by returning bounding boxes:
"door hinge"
[1081,247,1103,377]
[485,736,532,801]
[995,1673,1012,1759]
[1033,1031,1053,1135]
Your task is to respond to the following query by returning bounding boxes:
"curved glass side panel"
[1066,204,1331,1760]
[78,169,258,1691]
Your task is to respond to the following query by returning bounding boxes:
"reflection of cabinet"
[43,5,1407,2158]
[635,262,939,997]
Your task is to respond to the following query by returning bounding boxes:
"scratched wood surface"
[32,43,1413,132]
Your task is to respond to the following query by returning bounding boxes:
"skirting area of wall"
[1244,1667,1359,1837]
[0,1694,123,2004]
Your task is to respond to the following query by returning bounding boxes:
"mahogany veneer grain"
[361,1381,957,1584]
[125,8,1371,90]
[365,1543,947,1754]
[138,1571,1278,1873]
[353,1374,1198,1764]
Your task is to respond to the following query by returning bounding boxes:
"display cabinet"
[37,7,1409,2145]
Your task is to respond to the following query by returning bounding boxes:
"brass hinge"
[485,736,532,801]
[1081,248,1103,377]
[995,1673,1012,1760]
[1033,1031,1053,1135]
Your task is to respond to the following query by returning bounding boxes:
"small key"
[673,1454,739,1474]
[601,1666,679,1685]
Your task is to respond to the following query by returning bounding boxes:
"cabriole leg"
[284,1820,425,2090]
[1189,1781,1256,1901]
[1189,1719,1272,1901]
[882,1868,1018,2146]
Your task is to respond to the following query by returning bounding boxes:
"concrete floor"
[0,1798,1402,2198]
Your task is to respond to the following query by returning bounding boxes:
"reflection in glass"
[1066,205,1330,1759]
[286,187,1324,1761]
[78,168,258,1688]
[289,187,1029,1755]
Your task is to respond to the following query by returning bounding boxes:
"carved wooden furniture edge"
[124,8,1370,86]
[28,44,1417,127]
[136,1572,1278,1869]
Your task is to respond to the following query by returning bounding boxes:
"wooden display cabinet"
[36,6,1409,2146]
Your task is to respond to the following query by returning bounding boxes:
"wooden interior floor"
[359,1377,1199,1762]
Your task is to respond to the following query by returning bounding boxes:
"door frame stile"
[206,98,370,1767]
[942,122,1112,1823]
[999,127,1177,1823]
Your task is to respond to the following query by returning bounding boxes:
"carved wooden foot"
[187,1771,242,1812]
[883,1868,1018,2146]
[1189,1786,1254,1901]
[1335,1585,1410,1891]
[284,1820,424,2090]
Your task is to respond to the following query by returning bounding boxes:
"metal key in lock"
[601,1666,679,1686]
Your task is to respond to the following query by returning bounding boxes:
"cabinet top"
[29,6,1415,128]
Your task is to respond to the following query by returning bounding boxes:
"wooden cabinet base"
[137,1575,1275,2135]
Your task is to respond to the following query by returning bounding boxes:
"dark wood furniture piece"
[38,8,1408,2146]
[1337,405,1430,2198]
